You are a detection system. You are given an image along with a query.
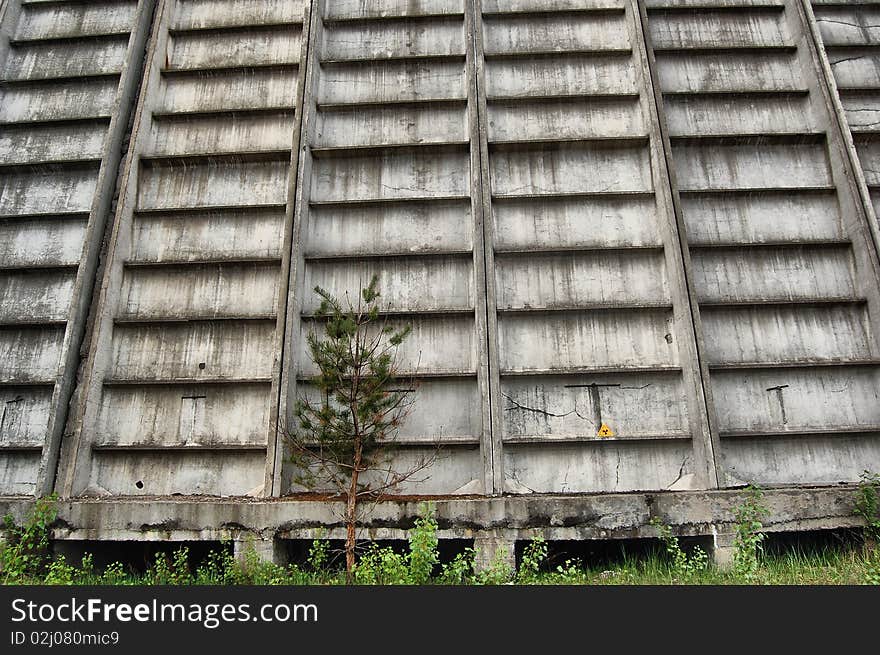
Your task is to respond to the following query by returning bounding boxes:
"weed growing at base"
[855,470,880,585]
[732,485,770,582]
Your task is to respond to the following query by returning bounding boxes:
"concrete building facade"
[1,0,880,560]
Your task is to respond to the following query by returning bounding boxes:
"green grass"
[2,543,877,586]
[531,549,875,585]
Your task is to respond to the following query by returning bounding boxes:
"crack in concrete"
[502,392,573,418]
[830,54,872,66]
[816,18,880,30]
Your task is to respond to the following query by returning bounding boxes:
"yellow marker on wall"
[597,423,614,437]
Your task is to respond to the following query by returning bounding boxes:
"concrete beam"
[0,486,864,544]
[468,0,504,496]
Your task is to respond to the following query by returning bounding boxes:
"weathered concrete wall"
[0,0,879,544]
[0,0,157,496]
[277,0,493,496]
[56,0,309,498]
[477,0,718,495]
[643,0,880,486]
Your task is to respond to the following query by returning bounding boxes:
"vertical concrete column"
[632,0,722,490]
[275,0,324,497]
[467,0,504,496]
[709,528,737,569]
[474,531,516,573]
[0,0,22,64]
[265,0,320,496]
[234,535,286,567]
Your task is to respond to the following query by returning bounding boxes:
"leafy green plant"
[517,536,548,584]
[650,517,709,580]
[475,545,514,585]
[194,546,237,585]
[548,558,586,585]
[353,544,410,585]
[234,537,298,585]
[732,485,770,581]
[855,471,880,585]
[855,470,880,542]
[101,561,129,585]
[408,503,439,584]
[1,493,58,583]
[307,537,330,573]
[146,547,192,585]
[436,548,475,585]
[865,554,880,586]
[44,556,76,585]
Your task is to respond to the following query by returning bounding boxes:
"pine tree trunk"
[344,476,358,583]
[344,445,362,584]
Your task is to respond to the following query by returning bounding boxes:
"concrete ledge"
[0,485,866,544]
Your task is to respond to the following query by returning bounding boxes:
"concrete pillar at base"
[474,532,516,573]
[233,536,285,567]
[710,529,737,568]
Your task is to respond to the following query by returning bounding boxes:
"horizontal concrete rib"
[487,92,641,103]
[113,316,278,325]
[102,378,274,388]
[9,31,133,45]
[663,88,810,97]
[140,150,292,164]
[151,107,295,120]
[645,4,785,13]
[504,433,692,444]
[689,239,852,248]
[492,191,656,201]
[484,48,633,59]
[322,53,466,65]
[91,443,268,452]
[318,97,468,110]
[294,372,478,381]
[133,204,287,217]
[483,8,626,19]
[0,158,102,171]
[309,141,469,156]
[303,250,473,261]
[678,185,837,194]
[159,62,298,76]
[1,70,121,85]
[323,14,468,25]
[720,426,880,438]
[699,298,867,308]
[500,366,683,376]
[308,195,471,207]
[167,21,303,37]
[0,486,861,542]
[708,359,880,369]
[489,134,650,147]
